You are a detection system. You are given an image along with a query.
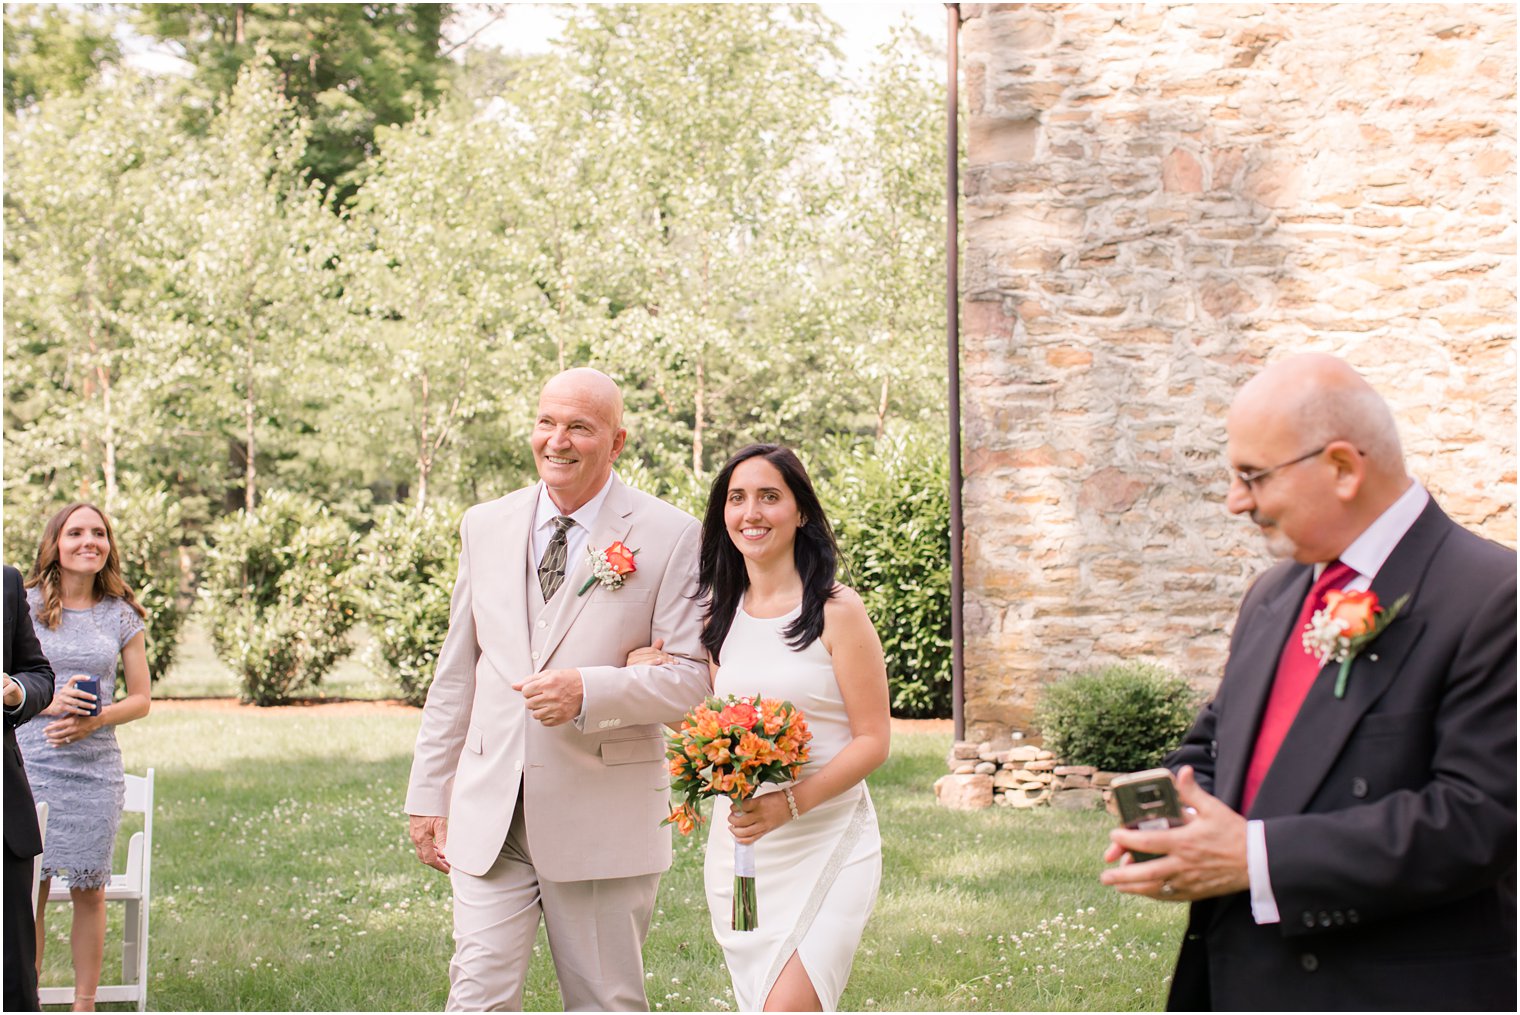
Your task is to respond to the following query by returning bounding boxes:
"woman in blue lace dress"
[17,503,151,1012]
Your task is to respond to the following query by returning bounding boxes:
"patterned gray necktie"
[537,515,575,602]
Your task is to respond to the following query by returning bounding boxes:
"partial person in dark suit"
[1101,353,1515,1011]
[5,563,56,1011]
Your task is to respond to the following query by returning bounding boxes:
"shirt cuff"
[1247,818,1281,924]
[573,666,596,731]
[4,678,25,716]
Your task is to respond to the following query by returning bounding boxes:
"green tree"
[130,2,451,203]
[345,108,550,512]
[3,75,180,515]
[3,3,120,112]
[830,24,950,441]
[507,5,851,477]
[150,57,346,511]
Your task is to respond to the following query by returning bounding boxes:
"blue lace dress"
[16,590,143,889]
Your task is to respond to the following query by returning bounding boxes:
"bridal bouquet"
[663,694,812,930]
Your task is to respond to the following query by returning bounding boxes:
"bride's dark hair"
[698,444,838,664]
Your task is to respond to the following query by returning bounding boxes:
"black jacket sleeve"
[4,565,54,727]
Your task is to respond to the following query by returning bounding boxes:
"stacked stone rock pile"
[935,740,1118,813]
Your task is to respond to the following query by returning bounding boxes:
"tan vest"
[525,546,569,670]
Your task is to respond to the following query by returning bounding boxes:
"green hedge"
[199,491,358,705]
[112,486,190,681]
[351,501,461,705]
[820,432,952,718]
[1036,662,1199,772]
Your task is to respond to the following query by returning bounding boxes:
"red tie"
[1241,560,1356,815]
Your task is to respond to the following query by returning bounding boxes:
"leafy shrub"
[351,501,461,705]
[111,486,190,680]
[199,490,358,705]
[1036,663,1200,772]
[818,432,952,718]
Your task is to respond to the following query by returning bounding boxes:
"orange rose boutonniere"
[1303,588,1411,698]
[577,540,638,596]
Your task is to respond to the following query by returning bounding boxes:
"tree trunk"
[79,365,96,501]
[100,363,117,510]
[415,370,432,517]
[244,340,257,512]
[874,375,891,444]
[692,358,705,477]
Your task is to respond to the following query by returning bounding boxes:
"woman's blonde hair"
[24,502,147,630]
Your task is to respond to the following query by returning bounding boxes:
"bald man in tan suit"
[406,369,709,1011]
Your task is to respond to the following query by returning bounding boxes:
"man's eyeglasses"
[1228,445,1327,491]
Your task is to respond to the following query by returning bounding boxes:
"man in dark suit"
[1102,354,1516,1010]
[5,563,55,1011]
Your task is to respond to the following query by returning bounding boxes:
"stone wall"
[959,3,1516,743]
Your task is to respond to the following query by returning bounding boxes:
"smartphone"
[1110,768,1182,863]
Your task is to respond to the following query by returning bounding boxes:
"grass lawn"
[39,699,1183,1011]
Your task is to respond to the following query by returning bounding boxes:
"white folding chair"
[38,768,153,1011]
[32,799,48,913]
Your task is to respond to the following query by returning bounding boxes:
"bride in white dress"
[634,443,890,1011]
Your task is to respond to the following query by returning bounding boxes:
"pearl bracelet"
[783,786,800,821]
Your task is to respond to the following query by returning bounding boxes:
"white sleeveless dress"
[704,602,882,1011]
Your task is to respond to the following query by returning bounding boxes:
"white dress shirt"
[531,475,617,730]
[531,474,616,582]
[1248,479,1429,923]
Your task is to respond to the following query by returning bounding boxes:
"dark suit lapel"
[1214,566,1313,810]
[1247,498,1449,819]
[538,476,636,667]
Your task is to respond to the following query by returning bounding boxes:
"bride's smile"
[724,458,805,562]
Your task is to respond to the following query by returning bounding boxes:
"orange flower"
[719,700,758,730]
[702,737,732,766]
[666,802,699,835]
[1324,588,1379,638]
[605,541,638,576]
[735,730,769,759]
[663,695,813,830]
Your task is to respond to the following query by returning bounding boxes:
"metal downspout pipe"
[945,3,965,743]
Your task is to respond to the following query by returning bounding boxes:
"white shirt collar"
[1323,479,1429,581]
[534,473,616,536]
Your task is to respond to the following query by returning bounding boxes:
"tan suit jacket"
[405,474,708,880]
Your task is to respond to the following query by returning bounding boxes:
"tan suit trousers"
[447,798,660,1012]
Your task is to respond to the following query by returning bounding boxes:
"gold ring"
[1160,881,1176,896]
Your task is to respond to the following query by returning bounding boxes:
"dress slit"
[762,950,820,1011]
[757,793,871,1006]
